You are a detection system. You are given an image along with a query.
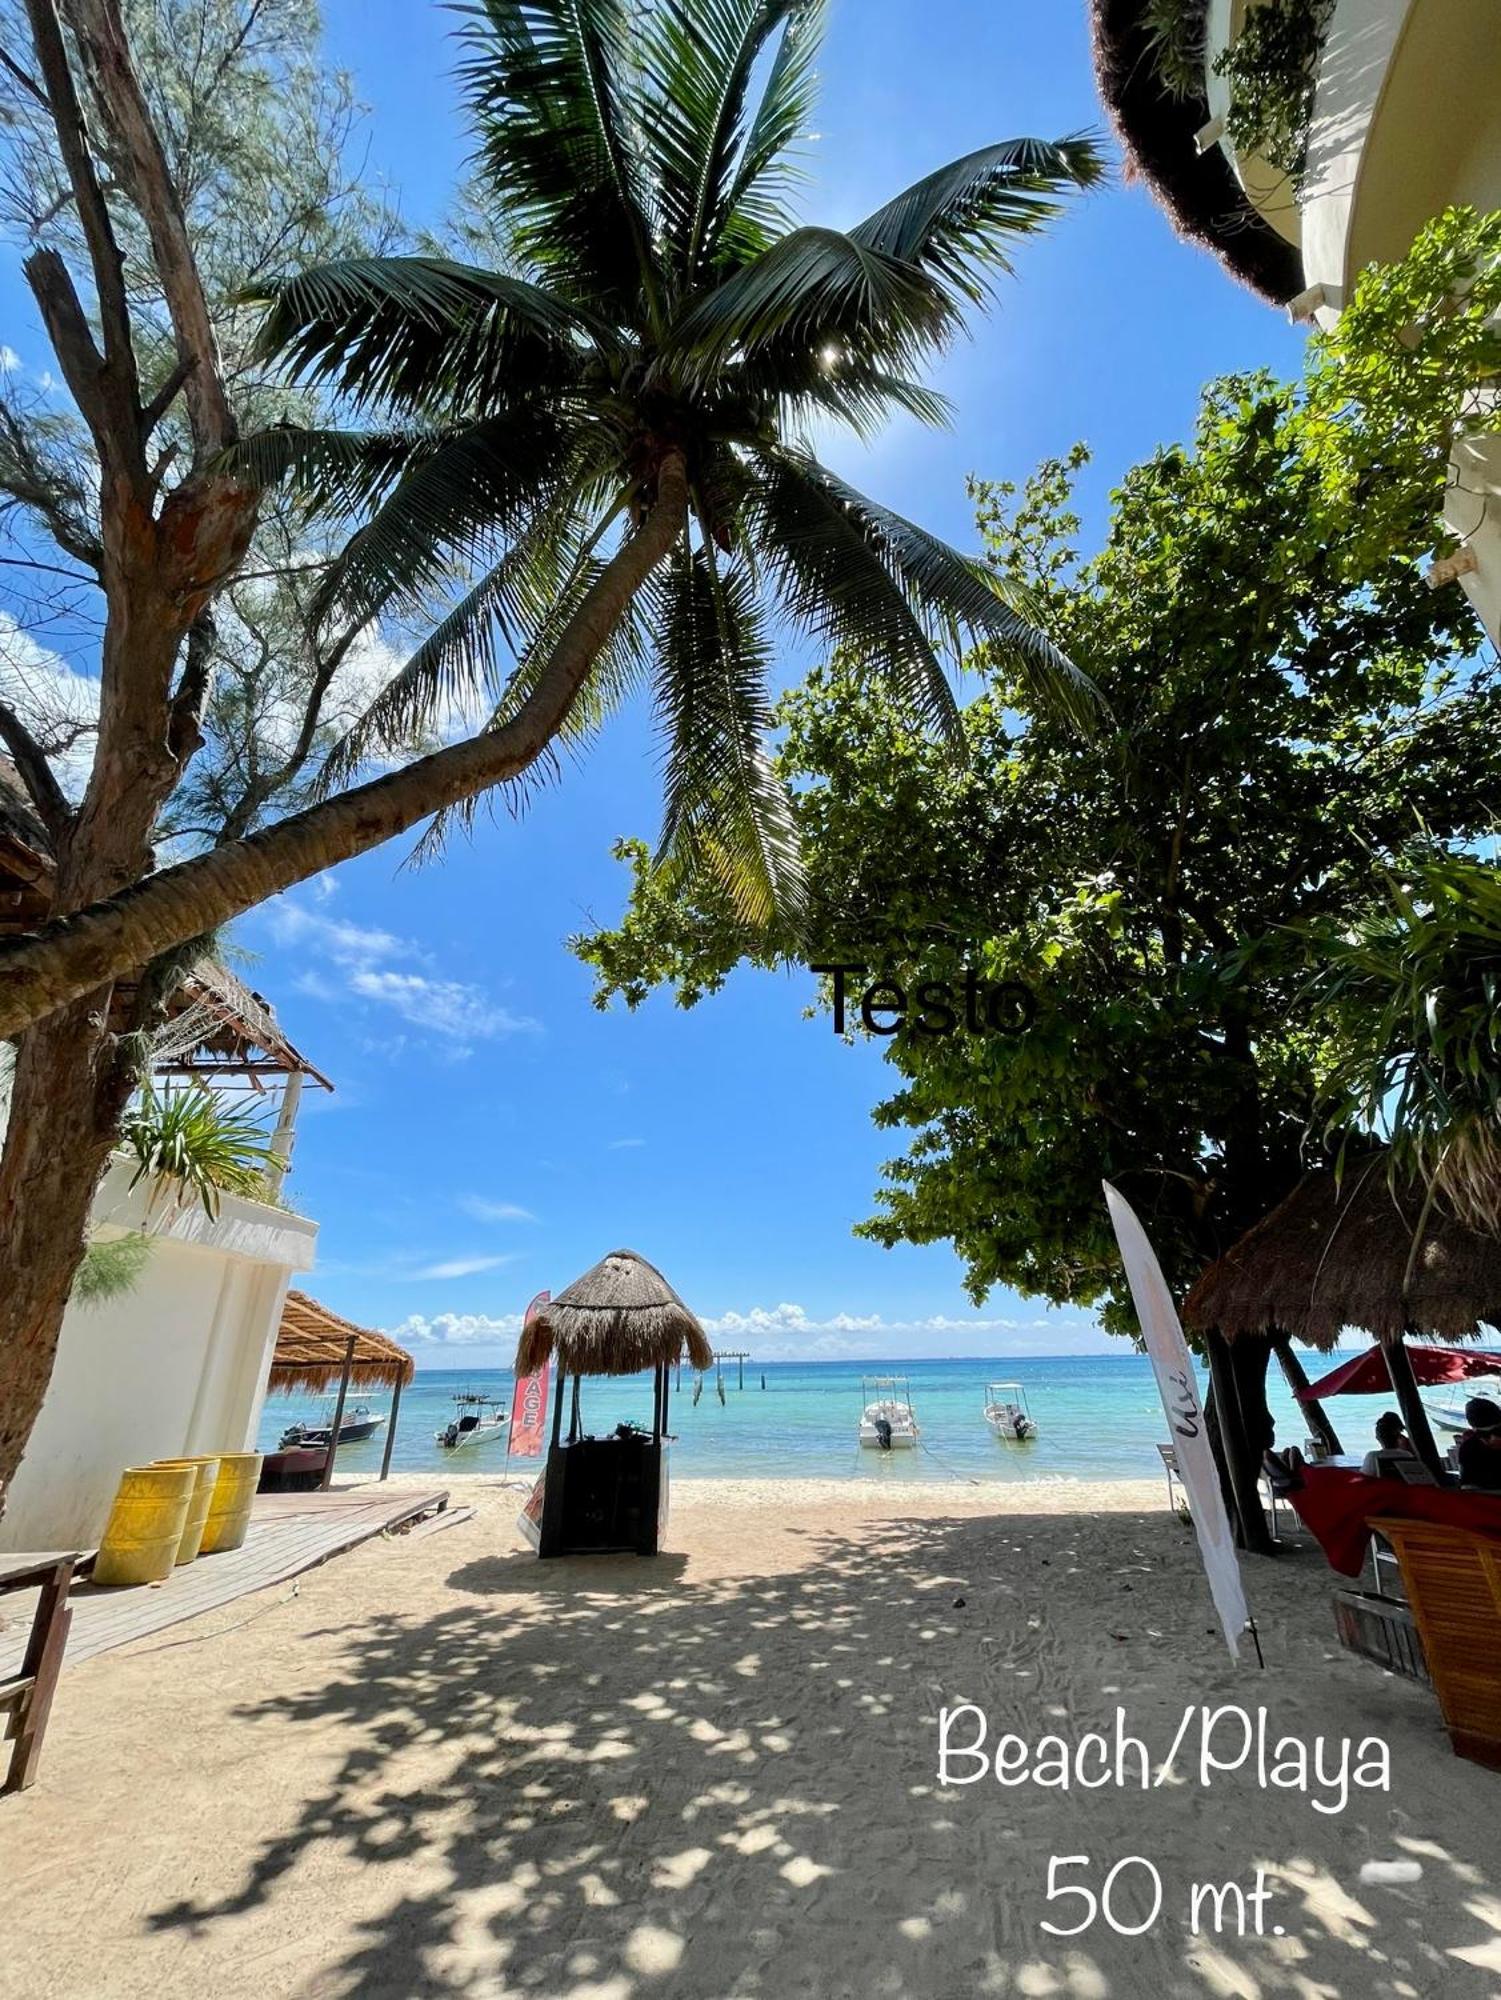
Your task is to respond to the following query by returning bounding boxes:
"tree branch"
[0,695,74,843]
[23,0,137,424]
[62,0,236,457]
[0,455,691,1034]
[0,395,104,572]
[140,354,194,438]
[0,40,50,109]
[21,245,109,446]
[166,608,214,761]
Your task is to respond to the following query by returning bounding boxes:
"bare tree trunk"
[1205,1330,1278,1557]
[0,457,691,1040]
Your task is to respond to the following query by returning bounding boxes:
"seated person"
[1456,1397,1501,1492]
[1257,1418,1305,1493]
[1361,1410,1417,1478]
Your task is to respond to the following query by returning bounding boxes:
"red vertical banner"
[508,1291,552,1458]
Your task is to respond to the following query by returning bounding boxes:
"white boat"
[435,1392,509,1452]
[983,1381,1038,1442]
[1435,1375,1501,1433]
[858,1375,919,1450]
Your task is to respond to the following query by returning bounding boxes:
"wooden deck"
[0,1485,449,1681]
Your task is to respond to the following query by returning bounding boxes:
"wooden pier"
[0,1483,449,1684]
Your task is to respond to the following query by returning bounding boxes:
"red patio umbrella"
[1299,1344,1501,1401]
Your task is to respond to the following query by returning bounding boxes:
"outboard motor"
[442,1423,459,1449]
[874,1416,894,1451]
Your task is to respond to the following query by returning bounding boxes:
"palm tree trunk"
[0,455,688,1517]
[0,456,690,1043]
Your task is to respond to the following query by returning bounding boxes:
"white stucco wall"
[0,1160,317,1554]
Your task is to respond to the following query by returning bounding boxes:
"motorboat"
[858,1375,918,1450]
[1435,1376,1501,1433]
[278,1402,386,1450]
[983,1381,1038,1442]
[435,1393,509,1452]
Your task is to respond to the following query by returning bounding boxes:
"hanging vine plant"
[1214,0,1335,185]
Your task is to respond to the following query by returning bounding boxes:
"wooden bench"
[0,1552,79,1795]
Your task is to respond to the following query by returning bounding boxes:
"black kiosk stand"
[520,1249,712,1559]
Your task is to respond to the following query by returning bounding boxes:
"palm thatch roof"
[1182,1159,1501,1349]
[516,1249,713,1377]
[269,1290,415,1393]
[1090,0,1303,304]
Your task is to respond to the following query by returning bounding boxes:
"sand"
[3,1473,1499,1999]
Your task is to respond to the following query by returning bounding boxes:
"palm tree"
[1313,848,1501,1233]
[0,0,1100,1035]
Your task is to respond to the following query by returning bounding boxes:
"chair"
[1157,1441,1286,1540]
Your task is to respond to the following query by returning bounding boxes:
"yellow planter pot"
[151,1457,222,1564]
[199,1451,263,1555]
[93,1463,197,1588]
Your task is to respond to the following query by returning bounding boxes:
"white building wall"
[1222,0,1501,647]
[0,1161,317,1554]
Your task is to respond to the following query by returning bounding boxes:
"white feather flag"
[1103,1182,1252,1661]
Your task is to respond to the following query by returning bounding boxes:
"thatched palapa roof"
[269,1290,415,1394]
[516,1249,713,1378]
[1183,1160,1501,1350]
[1090,0,1303,304]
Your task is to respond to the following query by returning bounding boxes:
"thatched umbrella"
[516,1249,712,1379]
[269,1291,415,1484]
[519,1251,710,1559]
[1183,1159,1501,1469]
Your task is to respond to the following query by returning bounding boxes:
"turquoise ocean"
[256,1351,1448,1486]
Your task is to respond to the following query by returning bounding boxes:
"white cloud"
[460,1197,536,1223]
[0,614,99,799]
[607,1137,645,1150]
[388,1310,525,1345]
[264,900,404,966]
[411,1254,518,1281]
[0,346,20,373]
[261,891,536,1052]
[386,1296,1108,1362]
[349,968,535,1041]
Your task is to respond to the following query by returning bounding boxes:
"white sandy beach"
[3,1475,1499,2000]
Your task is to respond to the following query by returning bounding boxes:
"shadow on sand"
[146,1506,1501,1999]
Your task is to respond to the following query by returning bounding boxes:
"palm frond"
[320,480,610,784]
[671,226,958,382]
[312,406,576,631]
[639,0,804,287]
[750,449,961,738]
[851,136,1104,305]
[1311,849,1501,1232]
[455,0,663,320]
[650,531,803,924]
[245,256,590,415]
[719,0,824,265]
[766,452,1095,727]
[221,425,428,517]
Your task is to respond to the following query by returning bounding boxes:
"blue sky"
[8,2,1308,1366]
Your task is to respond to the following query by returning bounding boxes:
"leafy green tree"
[576,374,1501,1540]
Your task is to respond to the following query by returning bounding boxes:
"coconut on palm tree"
[0,0,1100,1036]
